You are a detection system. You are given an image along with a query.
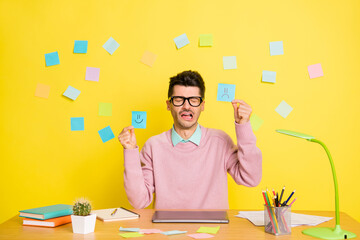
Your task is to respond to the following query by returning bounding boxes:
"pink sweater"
[123,122,262,209]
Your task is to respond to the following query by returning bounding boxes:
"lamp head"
[276,129,315,141]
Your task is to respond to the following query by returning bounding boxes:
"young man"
[118,70,262,209]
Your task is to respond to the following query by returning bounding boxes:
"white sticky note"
[223,56,237,70]
[275,100,293,118]
[262,70,276,83]
[63,86,81,100]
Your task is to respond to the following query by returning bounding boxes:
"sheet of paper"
[63,86,81,100]
[262,70,276,83]
[250,113,264,131]
[132,111,147,129]
[199,34,213,47]
[174,33,190,49]
[161,230,187,235]
[45,51,60,66]
[275,100,293,118]
[119,232,144,238]
[217,83,235,102]
[140,51,157,67]
[197,226,220,234]
[103,37,120,55]
[98,126,115,143]
[119,227,140,232]
[74,40,88,53]
[308,63,324,79]
[99,103,112,116]
[71,117,84,131]
[35,83,50,99]
[188,233,215,239]
[139,229,163,234]
[223,56,237,70]
[270,41,284,56]
[85,67,100,82]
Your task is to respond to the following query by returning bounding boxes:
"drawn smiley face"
[221,87,230,99]
[134,114,143,124]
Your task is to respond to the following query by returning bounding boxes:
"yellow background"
[1,0,359,224]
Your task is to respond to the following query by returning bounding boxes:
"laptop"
[152,210,229,223]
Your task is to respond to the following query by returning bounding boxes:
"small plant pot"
[71,213,96,234]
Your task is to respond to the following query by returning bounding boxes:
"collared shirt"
[171,124,202,146]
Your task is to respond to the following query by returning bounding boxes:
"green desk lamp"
[276,129,356,240]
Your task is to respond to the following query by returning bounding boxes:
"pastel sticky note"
[275,100,293,118]
[85,67,100,81]
[140,51,157,67]
[103,37,120,55]
[132,111,147,129]
[308,63,324,79]
[35,83,50,98]
[161,230,187,236]
[74,40,88,53]
[98,126,115,143]
[63,86,81,100]
[197,226,220,234]
[174,33,190,49]
[119,227,140,232]
[270,41,284,56]
[119,232,144,238]
[217,83,235,102]
[44,51,60,66]
[99,103,112,116]
[250,114,264,131]
[199,34,213,47]
[262,70,276,83]
[188,233,215,239]
[139,229,163,234]
[223,56,237,70]
[71,117,84,131]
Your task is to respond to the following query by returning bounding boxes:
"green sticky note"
[99,103,112,116]
[196,226,220,234]
[119,232,144,238]
[250,114,264,131]
[199,34,213,47]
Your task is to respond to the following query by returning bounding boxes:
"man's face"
[166,85,205,131]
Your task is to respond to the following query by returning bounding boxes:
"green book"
[19,204,73,220]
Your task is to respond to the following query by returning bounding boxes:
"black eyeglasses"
[170,96,203,107]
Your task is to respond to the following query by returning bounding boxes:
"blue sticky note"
[275,100,293,118]
[270,41,284,56]
[45,51,60,66]
[74,40,88,53]
[119,227,140,232]
[98,126,115,143]
[63,86,81,100]
[103,37,120,55]
[217,83,235,102]
[262,70,276,83]
[161,230,187,236]
[71,117,84,131]
[132,111,147,129]
[223,56,237,70]
[174,33,190,49]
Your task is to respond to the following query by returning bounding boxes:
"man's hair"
[168,70,205,98]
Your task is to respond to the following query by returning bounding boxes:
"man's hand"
[231,99,252,124]
[118,126,137,149]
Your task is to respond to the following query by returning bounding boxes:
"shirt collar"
[171,124,202,147]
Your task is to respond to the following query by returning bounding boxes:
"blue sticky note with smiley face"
[132,111,147,129]
[217,83,235,102]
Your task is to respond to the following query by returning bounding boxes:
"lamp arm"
[309,138,340,226]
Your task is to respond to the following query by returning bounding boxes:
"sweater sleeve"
[226,121,262,187]
[123,143,155,209]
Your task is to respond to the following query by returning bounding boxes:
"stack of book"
[19,204,73,228]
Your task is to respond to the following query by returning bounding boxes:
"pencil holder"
[264,205,291,235]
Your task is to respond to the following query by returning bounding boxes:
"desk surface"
[0,210,359,240]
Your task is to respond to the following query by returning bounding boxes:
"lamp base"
[302,225,356,239]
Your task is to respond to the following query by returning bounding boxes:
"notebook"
[19,204,73,220]
[23,215,71,227]
[152,211,229,223]
[91,207,139,222]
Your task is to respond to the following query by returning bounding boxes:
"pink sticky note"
[188,233,215,239]
[308,63,324,79]
[139,229,163,234]
[85,67,100,81]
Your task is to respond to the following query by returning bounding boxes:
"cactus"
[72,198,92,216]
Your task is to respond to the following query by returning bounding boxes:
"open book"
[91,207,139,222]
